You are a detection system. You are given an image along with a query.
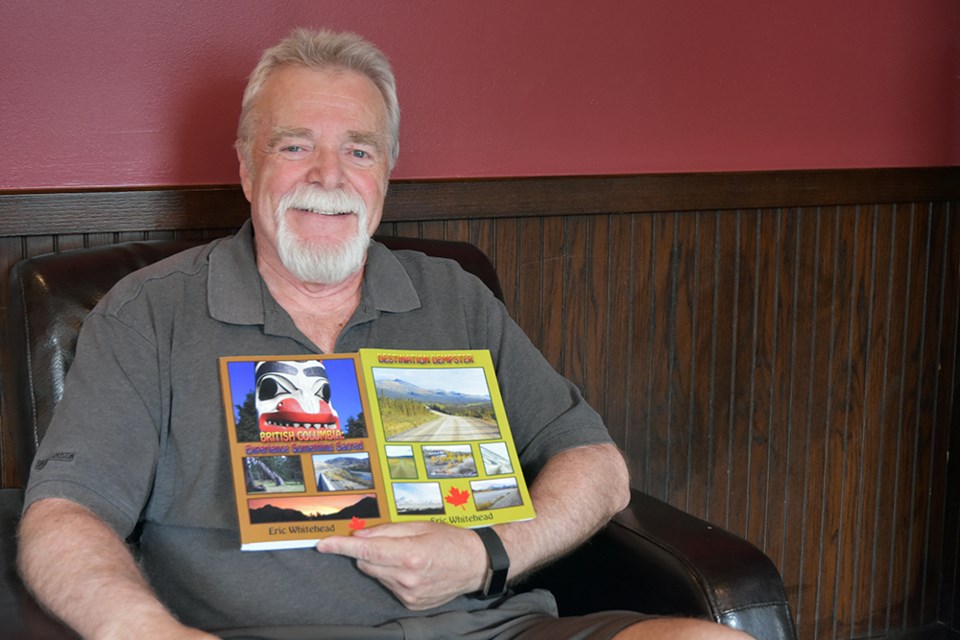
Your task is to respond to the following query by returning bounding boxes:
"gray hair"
[236,28,400,170]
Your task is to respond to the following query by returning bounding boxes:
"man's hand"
[316,444,630,612]
[315,521,488,610]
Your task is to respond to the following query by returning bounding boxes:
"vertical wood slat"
[561,215,589,400]
[869,204,903,634]
[646,212,674,501]
[892,205,927,632]
[0,183,957,640]
[780,207,817,630]
[941,199,960,632]
[628,214,656,492]
[515,217,545,354]
[710,213,739,529]
[585,214,610,447]
[603,215,634,448]
[856,205,890,635]
[671,212,696,510]
[765,208,792,572]
[687,211,717,517]
[921,203,953,626]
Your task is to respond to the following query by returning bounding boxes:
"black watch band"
[473,527,510,599]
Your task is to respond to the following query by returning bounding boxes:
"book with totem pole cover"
[218,349,535,550]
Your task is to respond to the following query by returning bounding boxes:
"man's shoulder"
[372,241,484,289]
[94,241,219,315]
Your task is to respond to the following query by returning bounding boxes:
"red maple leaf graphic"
[349,516,366,531]
[445,486,471,510]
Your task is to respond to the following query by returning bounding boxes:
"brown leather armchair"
[1,237,797,639]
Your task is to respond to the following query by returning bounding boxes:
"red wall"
[2,1,958,190]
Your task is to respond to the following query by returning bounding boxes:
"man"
[18,29,750,640]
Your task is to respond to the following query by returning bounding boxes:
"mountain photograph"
[372,368,500,441]
[248,494,380,524]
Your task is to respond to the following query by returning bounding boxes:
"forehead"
[253,65,387,135]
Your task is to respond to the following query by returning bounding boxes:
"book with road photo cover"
[218,349,535,550]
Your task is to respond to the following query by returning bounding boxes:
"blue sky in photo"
[226,358,365,425]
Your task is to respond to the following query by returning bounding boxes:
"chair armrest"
[0,489,78,639]
[515,489,797,640]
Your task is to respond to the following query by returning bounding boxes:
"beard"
[273,185,372,285]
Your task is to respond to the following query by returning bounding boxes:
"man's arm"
[315,442,630,610]
[18,498,215,640]
[493,442,631,579]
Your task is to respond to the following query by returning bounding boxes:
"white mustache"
[276,185,367,218]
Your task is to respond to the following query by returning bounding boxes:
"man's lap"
[216,590,651,640]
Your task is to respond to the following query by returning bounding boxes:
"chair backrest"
[5,235,502,483]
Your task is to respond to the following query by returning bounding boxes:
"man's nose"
[306,147,344,190]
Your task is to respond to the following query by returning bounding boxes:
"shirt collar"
[356,240,421,317]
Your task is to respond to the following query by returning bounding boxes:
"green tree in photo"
[345,411,367,438]
[235,390,260,442]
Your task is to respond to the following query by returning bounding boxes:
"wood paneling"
[1,168,958,639]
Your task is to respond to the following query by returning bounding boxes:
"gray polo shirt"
[24,221,612,630]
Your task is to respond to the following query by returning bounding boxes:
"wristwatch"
[473,527,510,599]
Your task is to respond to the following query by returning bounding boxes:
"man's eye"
[349,147,381,166]
[272,144,311,159]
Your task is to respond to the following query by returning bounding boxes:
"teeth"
[294,206,349,216]
[278,185,367,220]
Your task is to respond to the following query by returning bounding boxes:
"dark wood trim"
[1,167,957,237]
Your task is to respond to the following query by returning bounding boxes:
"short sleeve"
[23,311,163,538]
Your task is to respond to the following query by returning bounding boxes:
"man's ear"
[237,145,253,202]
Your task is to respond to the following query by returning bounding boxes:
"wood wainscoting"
[1,168,958,639]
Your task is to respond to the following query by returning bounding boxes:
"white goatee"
[274,185,371,284]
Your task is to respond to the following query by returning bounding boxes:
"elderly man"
[18,29,750,640]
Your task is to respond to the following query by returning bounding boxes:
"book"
[218,349,536,550]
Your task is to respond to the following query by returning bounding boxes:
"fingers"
[316,524,412,563]
[314,523,487,610]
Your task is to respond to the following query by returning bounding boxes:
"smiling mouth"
[292,206,354,216]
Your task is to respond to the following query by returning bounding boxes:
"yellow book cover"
[358,348,535,529]
[218,349,535,550]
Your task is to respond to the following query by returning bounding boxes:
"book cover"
[218,349,535,550]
